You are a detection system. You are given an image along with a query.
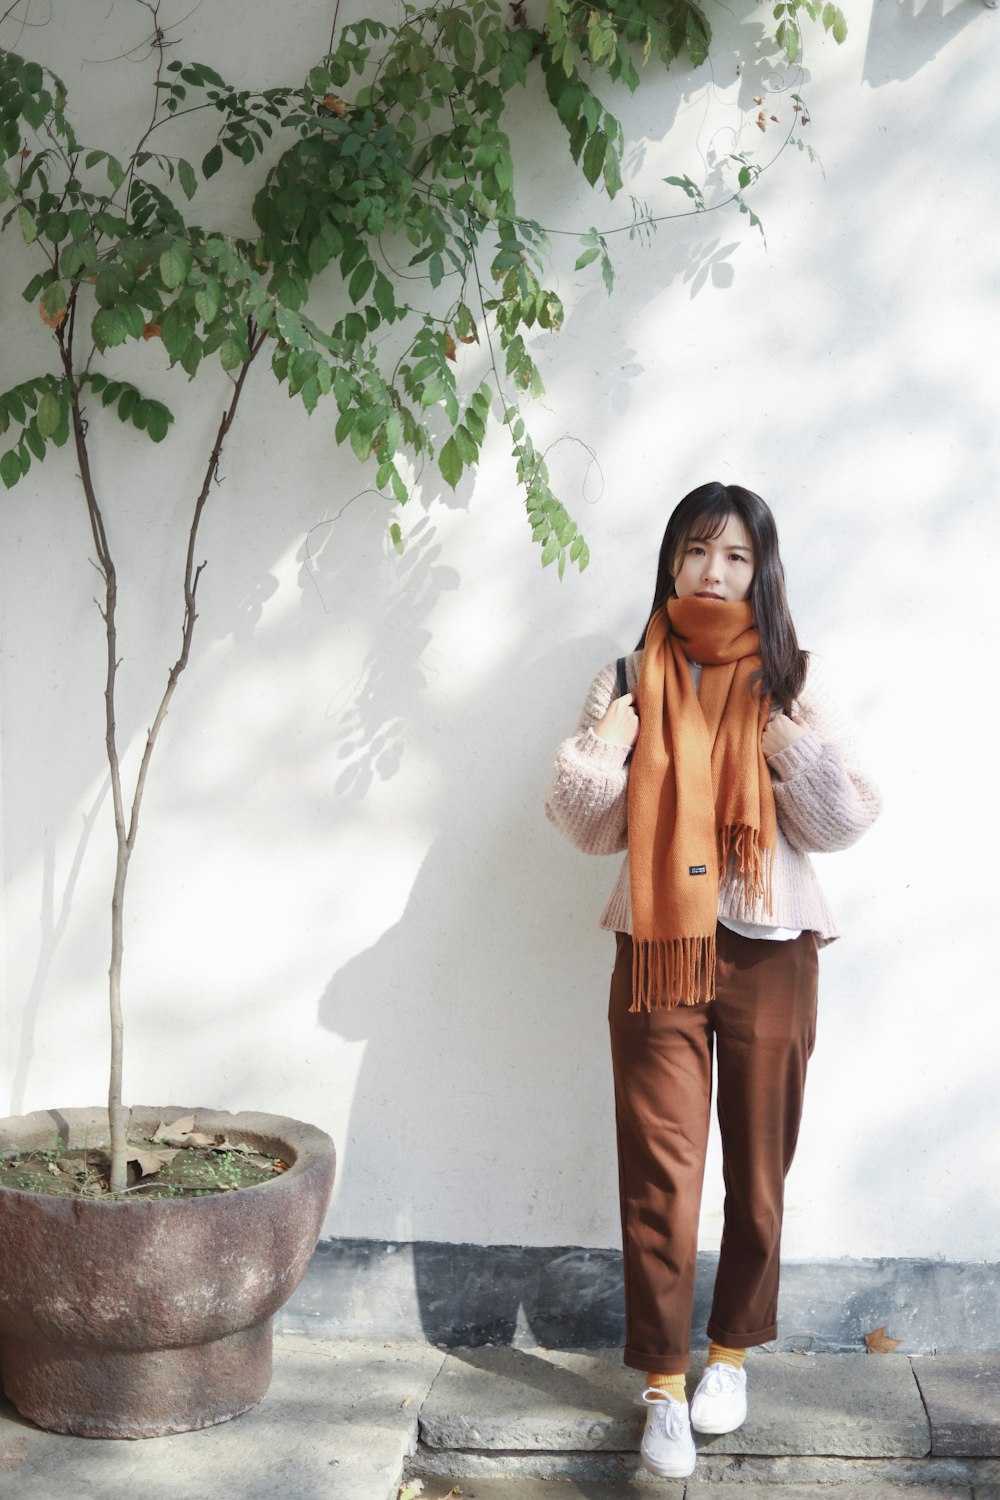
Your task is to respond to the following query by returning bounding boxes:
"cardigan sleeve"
[767,654,882,854]
[545,661,630,855]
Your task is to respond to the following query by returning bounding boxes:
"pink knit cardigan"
[546,651,882,944]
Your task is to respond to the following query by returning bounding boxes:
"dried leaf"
[323,93,348,117]
[756,111,767,132]
[443,329,457,362]
[128,1147,179,1178]
[753,96,764,105]
[154,1115,217,1148]
[46,1161,62,1176]
[865,1325,902,1354]
[39,298,67,329]
[400,1394,413,1408]
[142,322,161,340]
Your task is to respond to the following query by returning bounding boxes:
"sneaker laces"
[642,1389,687,1438]
[701,1362,743,1396]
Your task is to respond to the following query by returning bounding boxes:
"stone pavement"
[0,1337,997,1499]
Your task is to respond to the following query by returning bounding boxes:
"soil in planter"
[0,1116,288,1200]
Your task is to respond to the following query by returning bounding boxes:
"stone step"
[418,1348,930,1457]
[407,1348,1000,1493]
[406,1482,997,1499]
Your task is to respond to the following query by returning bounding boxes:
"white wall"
[2,0,998,1262]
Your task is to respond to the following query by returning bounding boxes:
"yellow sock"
[645,1371,687,1403]
[707,1342,746,1370]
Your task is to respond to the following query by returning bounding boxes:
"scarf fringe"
[718,823,775,915]
[629,933,717,1012]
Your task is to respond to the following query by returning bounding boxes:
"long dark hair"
[636,481,807,711]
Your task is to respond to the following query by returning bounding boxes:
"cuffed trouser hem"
[706,1318,777,1348]
[624,1346,690,1377]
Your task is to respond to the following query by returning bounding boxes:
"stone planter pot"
[0,1105,336,1439]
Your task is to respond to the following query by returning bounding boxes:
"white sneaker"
[640,1390,696,1479]
[690,1360,747,1434]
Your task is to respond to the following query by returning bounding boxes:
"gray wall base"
[278,1239,1000,1356]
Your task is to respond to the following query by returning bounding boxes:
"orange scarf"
[627,597,776,1010]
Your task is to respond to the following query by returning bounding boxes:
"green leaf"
[144,401,172,442]
[35,391,61,439]
[218,332,244,371]
[575,246,600,271]
[348,258,375,304]
[117,387,138,421]
[453,424,478,464]
[43,211,68,242]
[178,158,197,199]
[194,278,220,323]
[438,434,463,489]
[160,240,193,290]
[202,143,224,178]
[119,302,146,339]
[390,521,404,555]
[540,533,560,567]
[92,307,129,347]
[275,306,309,349]
[18,205,38,244]
[373,272,396,323]
[0,449,23,489]
[582,130,608,188]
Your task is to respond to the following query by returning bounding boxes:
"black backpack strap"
[615,656,629,699]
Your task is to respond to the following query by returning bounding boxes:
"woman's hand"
[594,692,640,749]
[762,712,808,759]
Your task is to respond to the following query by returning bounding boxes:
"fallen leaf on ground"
[46,1161,62,1176]
[400,1394,413,1408]
[865,1325,902,1354]
[128,1147,180,1178]
[153,1115,217,1148]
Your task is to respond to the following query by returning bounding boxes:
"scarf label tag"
[689,865,708,876]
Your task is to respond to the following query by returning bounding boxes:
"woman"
[546,481,881,1478]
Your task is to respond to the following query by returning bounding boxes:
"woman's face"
[672,513,754,603]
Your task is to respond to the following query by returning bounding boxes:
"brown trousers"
[608,923,818,1375]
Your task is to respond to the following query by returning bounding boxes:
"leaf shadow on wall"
[862,0,985,87]
[299,510,459,799]
[316,633,629,1347]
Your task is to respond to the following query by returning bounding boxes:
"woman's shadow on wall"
[317,627,630,1348]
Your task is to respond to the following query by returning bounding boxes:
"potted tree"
[0,0,840,1440]
[0,0,598,1440]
